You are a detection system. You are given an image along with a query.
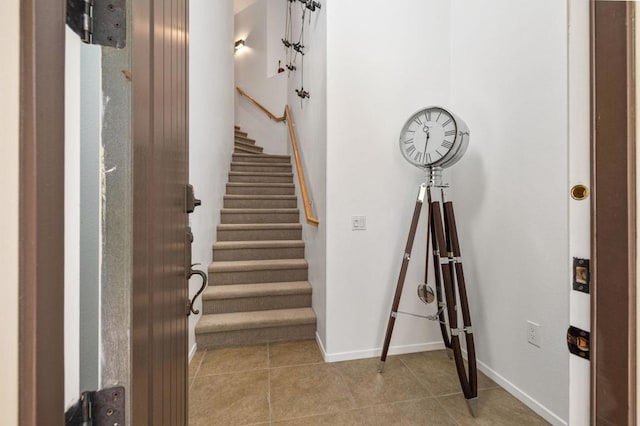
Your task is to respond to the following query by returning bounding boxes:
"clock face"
[399,107,458,168]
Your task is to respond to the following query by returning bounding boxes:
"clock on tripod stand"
[379,106,478,417]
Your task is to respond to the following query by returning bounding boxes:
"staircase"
[195,126,317,349]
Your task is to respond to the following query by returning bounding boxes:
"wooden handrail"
[237,87,319,226]
[236,86,286,123]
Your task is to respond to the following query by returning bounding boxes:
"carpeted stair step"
[202,281,312,314]
[213,240,305,261]
[234,125,240,130]
[220,208,299,224]
[235,135,256,145]
[195,307,316,348]
[235,130,248,137]
[231,162,292,173]
[235,140,263,153]
[232,153,291,164]
[234,145,263,155]
[216,223,302,241]
[223,194,297,209]
[226,182,295,195]
[208,258,308,285]
[228,171,294,184]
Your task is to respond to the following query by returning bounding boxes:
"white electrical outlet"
[351,215,366,230]
[527,321,541,347]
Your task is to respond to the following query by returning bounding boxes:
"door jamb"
[19,0,66,424]
[590,1,637,424]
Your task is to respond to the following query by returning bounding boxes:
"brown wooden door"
[131,0,190,424]
[20,0,190,423]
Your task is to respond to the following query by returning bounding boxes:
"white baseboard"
[188,343,198,363]
[318,337,445,363]
[473,358,567,426]
[314,337,566,425]
[315,332,327,361]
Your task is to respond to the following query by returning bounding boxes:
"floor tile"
[272,410,362,425]
[269,339,323,368]
[437,388,549,425]
[360,397,457,425]
[400,350,497,396]
[270,363,356,420]
[333,356,430,407]
[273,398,456,426]
[189,370,269,426]
[198,344,268,377]
[189,350,205,378]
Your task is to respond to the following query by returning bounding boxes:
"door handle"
[186,184,201,213]
[187,263,207,316]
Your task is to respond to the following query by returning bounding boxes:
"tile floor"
[189,340,549,426]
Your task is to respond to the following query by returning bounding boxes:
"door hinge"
[65,386,125,426]
[66,0,126,48]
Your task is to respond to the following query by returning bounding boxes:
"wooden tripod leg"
[444,202,478,399]
[379,184,427,372]
[431,202,474,405]
[427,192,451,352]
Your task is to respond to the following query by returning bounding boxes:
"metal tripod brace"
[378,168,479,417]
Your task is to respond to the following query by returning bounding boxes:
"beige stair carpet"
[195,126,316,349]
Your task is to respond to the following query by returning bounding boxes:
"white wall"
[189,0,235,358]
[285,0,328,347]
[324,1,572,424]
[231,2,580,422]
[448,1,569,423]
[234,0,288,154]
[0,0,20,422]
[325,0,452,361]
[65,28,82,407]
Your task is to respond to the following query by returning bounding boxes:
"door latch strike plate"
[572,257,590,294]
[567,326,590,360]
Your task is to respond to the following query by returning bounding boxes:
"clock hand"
[422,131,430,163]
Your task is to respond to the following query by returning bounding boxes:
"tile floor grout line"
[398,354,439,398]
[189,348,207,393]
[398,354,462,425]
[433,393,463,426]
[193,348,206,378]
[194,367,268,379]
[268,360,324,371]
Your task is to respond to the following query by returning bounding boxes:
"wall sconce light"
[235,39,245,51]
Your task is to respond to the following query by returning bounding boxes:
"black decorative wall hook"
[296,87,310,99]
[293,42,305,55]
[300,0,321,11]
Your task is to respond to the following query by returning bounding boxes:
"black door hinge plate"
[66,0,126,48]
[65,386,125,426]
